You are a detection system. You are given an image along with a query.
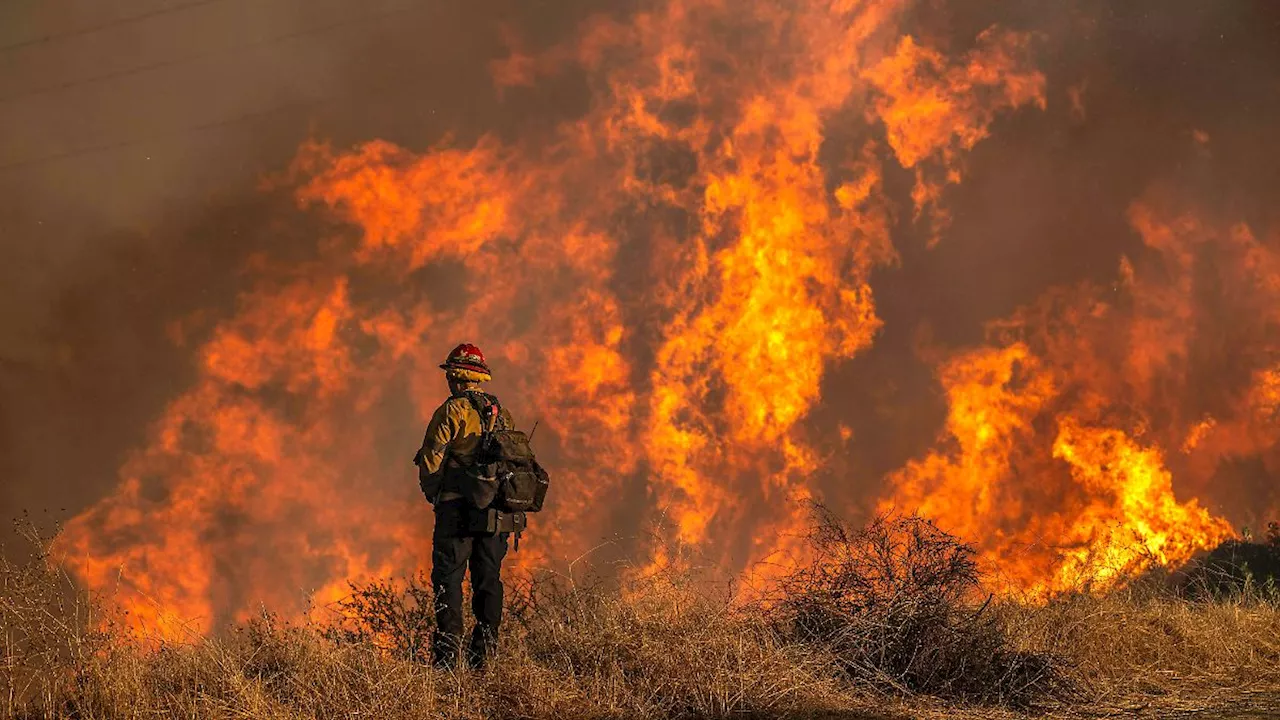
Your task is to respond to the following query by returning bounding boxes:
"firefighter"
[413,343,515,670]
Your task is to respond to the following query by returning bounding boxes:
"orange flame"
[864,27,1044,243]
[881,197,1280,595]
[56,0,1080,635]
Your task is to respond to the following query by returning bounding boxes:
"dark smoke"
[0,0,619,528]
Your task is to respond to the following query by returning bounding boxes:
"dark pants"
[430,499,509,668]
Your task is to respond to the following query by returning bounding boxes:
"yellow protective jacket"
[416,390,515,504]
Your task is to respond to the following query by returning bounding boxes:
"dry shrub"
[323,572,436,662]
[1,519,109,714]
[769,509,1071,706]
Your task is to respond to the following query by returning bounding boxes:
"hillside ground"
[3,515,1278,719]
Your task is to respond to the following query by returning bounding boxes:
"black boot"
[431,630,462,670]
[466,623,498,670]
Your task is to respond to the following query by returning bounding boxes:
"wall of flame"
[52,0,1278,636]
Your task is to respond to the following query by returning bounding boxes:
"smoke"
[2,0,1280,628]
[831,0,1280,465]
[0,0,616,524]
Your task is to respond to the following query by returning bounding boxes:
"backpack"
[460,392,550,514]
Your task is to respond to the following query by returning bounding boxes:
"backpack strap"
[461,391,501,438]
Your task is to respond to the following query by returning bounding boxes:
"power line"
[0,2,444,173]
[0,59,450,174]
[0,0,235,54]
[0,2,427,106]
[0,95,324,173]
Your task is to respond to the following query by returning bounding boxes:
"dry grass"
[1001,588,1280,715]
[3,514,1279,719]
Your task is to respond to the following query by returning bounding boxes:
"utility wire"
[0,3,441,173]
[0,0,234,54]
[0,95,320,173]
[0,2,427,106]
[0,60,444,174]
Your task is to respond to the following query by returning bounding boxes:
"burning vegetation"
[5,0,1280,714]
